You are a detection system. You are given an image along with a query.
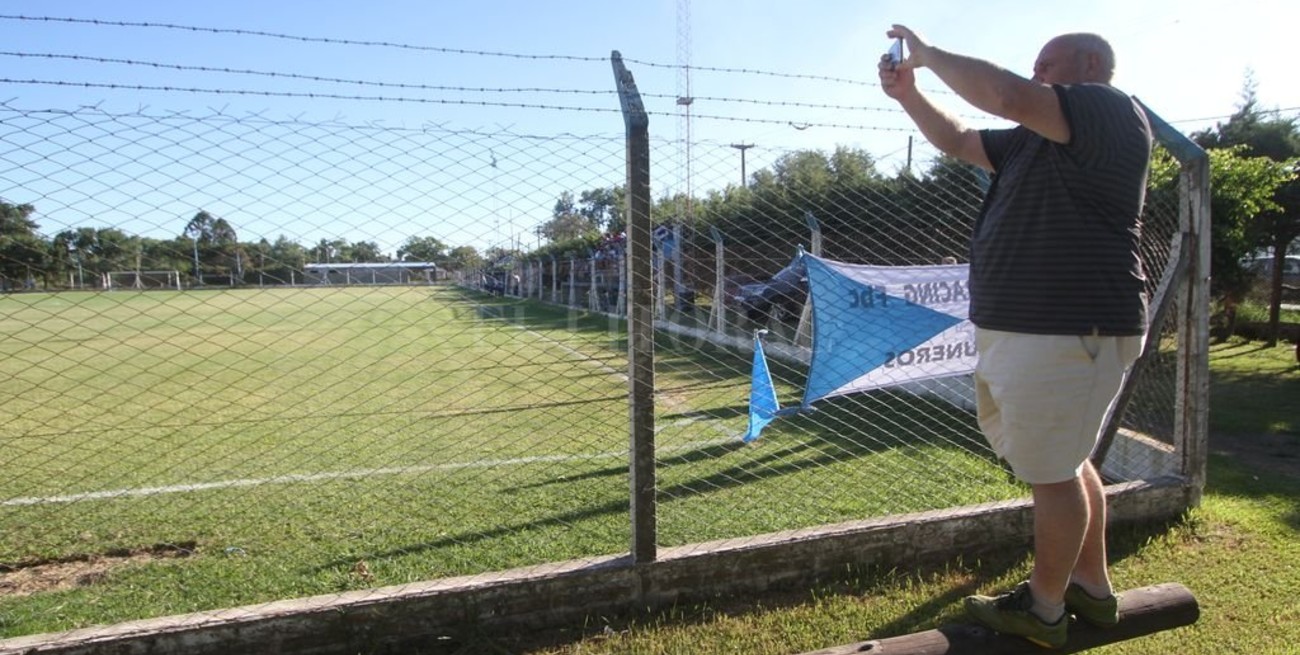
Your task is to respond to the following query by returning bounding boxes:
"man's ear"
[1084,52,1106,82]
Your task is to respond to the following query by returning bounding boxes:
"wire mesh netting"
[639,139,1190,551]
[0,22,1204,643]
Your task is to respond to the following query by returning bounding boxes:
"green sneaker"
[964,582,1068,649]
[1065,583,1119,627]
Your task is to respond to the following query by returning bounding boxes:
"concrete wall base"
[0,478,1192,655]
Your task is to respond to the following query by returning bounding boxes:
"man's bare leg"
[1027,472,1089,612]
[1070,461,1113,594]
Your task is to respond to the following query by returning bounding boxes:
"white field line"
[2,438,733,507]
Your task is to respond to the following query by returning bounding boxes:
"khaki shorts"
[974,327,1143,485]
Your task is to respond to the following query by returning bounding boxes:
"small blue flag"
[742,331,780,443]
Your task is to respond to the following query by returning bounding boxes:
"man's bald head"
[1034,33,1116,85]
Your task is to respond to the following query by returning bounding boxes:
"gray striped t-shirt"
[971,83,1152,336]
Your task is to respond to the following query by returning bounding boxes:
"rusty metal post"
[612,50,656,563]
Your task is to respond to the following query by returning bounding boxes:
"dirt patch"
[0,542,195,597]
[1209,432,1300,480]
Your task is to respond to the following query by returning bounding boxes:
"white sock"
[1032,597,1066,624]
[1070,577,1114,599]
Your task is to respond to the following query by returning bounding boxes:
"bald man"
[879,27,1151,649]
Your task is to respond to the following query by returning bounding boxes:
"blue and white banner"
[742,253,976,442]
[802,255,974,405]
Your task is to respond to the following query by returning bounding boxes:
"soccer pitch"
[0,285,1016,636]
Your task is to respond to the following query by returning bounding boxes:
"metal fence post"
[568,257,577,307]
[795,211,822,346]
[1181,150,1212,504]
[551,256,559,304]
[708,226,726,333]
[612,50,656,563]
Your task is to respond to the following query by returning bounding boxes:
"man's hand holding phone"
[878,29,917,101]
[887,38,904,69]
[884,25,931,70]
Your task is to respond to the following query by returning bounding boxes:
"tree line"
[523,89,1297,343]
[0,205,486,288]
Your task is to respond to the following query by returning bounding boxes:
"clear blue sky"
[2,0,1297,255]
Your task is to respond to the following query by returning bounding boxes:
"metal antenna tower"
[676,0,693,223]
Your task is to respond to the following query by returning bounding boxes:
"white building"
[303,262,439,286]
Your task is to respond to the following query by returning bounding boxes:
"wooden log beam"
[800,583,1198,655]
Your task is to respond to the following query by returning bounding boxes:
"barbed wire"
[0,51,607,95]
[0,79,914,132]
[0,101,916,152]
[673,94,904,114]
[0,14,607,63]
[0,78,620,111]
[12,13,1293,127]
[621,58,880,89]
[1165,106,1300,125]
[8,14,1278,128]
[1,14,893,90]
[0,99,628,141]
[0,51,908,115]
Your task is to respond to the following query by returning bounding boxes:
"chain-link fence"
[0,45,1207,649]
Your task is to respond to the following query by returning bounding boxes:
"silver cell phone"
[888,38,904,66]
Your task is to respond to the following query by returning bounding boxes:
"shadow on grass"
[1204,453,1300,532]
[304,289,1000,576]
[506,440,750,491]
[1208,337,1300,539]
[1208,339,1299,412]
[1210,339,1279,359]
[389,305,1290,651]
[312,391,996,576]
[445,287,790,388]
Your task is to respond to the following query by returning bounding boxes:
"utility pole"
[730,143,754,187]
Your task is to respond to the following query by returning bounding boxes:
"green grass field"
[0,285,1023,638]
